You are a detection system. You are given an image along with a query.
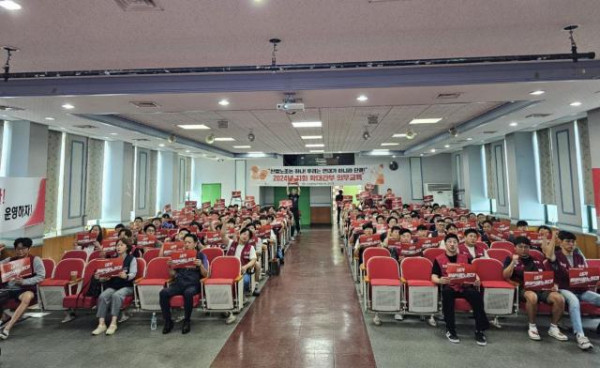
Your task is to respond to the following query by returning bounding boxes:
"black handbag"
[85,277,102,298]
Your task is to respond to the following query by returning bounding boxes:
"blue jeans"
[559,289,600,334]
[243,273,251,292]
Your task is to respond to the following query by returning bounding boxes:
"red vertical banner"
[593,168,600,211]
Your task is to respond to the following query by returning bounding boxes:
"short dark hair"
[399,228,412,236]
[445,233,459,243]
[416,224,428,231]
[240,227,253,239]
[538,225,552,233]
[119,228,133,238]
[514,236,531,247]
[464,228,479,237]
[134,216,143,222]
[14,237,33,248]
[482,220,493,226]
[445,223,457,231]
[516,220,529,227]
[386,217,397,224]
[558,230,576,241]
[115,223,125,230]
[144,224,156,232]
[362,223,374,230]
[390,226,402,233]
[118,238,133,253]
[184,233,199,243]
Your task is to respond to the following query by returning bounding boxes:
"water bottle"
[150,312,157,331]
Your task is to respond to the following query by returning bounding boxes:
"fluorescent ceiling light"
[371,149,391,156]
[392,133,407,138]
[409,118,442,124]
[62,103,75,110]
[233,145,251,149]
[292,121,322,128]
[44,117,55,121]
[357,95,368,102]
[248,151,264,154]
[310,150,324,153]
[0,1,22,10]
[430,148,436,153]
[509,122,518,127]
[247,152,266,157]
[301,135,322,140]
[178,124,210,130]
[570,101,582,107]
[444,144,450,148]
[529,90,545,96]
[158,143,165,147]
[305,143,324,148]
[381,143,399,146]
[466,137,473,141]
[110,132,118,136]
[214,137,235,141]
[218,99,230,106]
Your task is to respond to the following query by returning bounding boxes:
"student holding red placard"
[160,234,208,335]
[92,238,138,336]
[502,236,567,342]
[431,234,488,346]
[543,230,598,350]
[287,185,301,236]
[459,228,488,260]
[225,227,258,296]
[0,238,46,340]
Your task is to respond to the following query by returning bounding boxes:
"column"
[586,108,600,236]
[461,145,489,213]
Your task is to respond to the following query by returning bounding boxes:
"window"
[545,204,558,225]
[588,206,598,233]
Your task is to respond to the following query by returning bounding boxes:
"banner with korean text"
[0,177,46,233]
[249,165,385,187]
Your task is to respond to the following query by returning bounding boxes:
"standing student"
[335,190,344,225]
[92,238,137,336]
[0,238,46,340]
[287,185,301,236]
[159,234,208,335]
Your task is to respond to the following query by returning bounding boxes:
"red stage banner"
[0,177,46,234]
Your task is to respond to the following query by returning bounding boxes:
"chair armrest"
[364,276,370,283]
[359,264,365,271]
[400,277,406,283]
[234,275,243,282]
[68,278,83,286]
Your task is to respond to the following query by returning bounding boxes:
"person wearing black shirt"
[287,186,301,236]
[335,190,344,225]
[431,233,489,346]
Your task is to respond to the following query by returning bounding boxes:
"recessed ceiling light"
[62,103,75,110]
[158,143,165,147]
[430,148,436,153]
[570,101,582,107]
[213,137,235,141]
[0,1,22,10]
[292,121,322,128]
[529,90,545,96]
[305,143,325,148]
[357,95,368,102]
[218,99,230,106]
[509,122,518,127]
[371,149,391,156]
[409,118,442,125]
[44,117,55,121]
[233,145,251,149]
[110,132,118,136]
[310,150,324,153]
[185,150,191,153]
[178,124,210,130]
[381,143,399,146]
[248,151,264,154]
[392,133,407,138]
[301,135,323,140]
[467,137,473,141]
[420,153,424,157]
[444,144,450,148]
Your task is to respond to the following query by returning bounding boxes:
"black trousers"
[337,206,342,224]
[291,208,300,235]
[159,283,200,322]
[441,285,489,334]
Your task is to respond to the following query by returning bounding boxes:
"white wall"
[192,157,236,202]
[310,186,332,206]
[245,157,283,202]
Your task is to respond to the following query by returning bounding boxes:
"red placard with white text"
[170,250,197,269]
[184,201,197,209]
[279,199,292,208]
[161,241,185,256]
[137,234,156,247]
[524,271,554,291]
[375,224,388,234]
[232,191,241,198]
[76,232,95,247]
[447,263,477,285]
[419,236,443,250]
[95,258,124,278]
[256,225,272,239]
[1,257,32,283]
[399,242,422,256]
[569,268,600,289]
[358,234,380,248]
[204,231,223,246]
[423,195,434,203]
[101,239,118,257]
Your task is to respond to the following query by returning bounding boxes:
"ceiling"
[1,1,600,158]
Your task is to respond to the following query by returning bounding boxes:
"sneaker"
[475,331,487,346]
[446,330,460,343]
[491,316,502,329]
[373,314,381,326]
[528,326,541,341]
[548,326,568,341]
[118,313,130,323]
[92,325,107,336]
[576,334,593,350]
[61,312,76,324]
[394,313,404,321]
[0,329,8,340]
[427,315,438,327]
[225,312,236,325]
[105,324,117,335]
[252,288,261,297]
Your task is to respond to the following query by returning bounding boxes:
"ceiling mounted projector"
[362,130,370,140]
[276,102,305,112]
[406,130,416,140]
[205,134,215,144]
[167,134,177,143]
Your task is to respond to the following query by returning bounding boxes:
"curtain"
[577,119,594,206]
[537,129,556,205]
[85,138,104,220]
[484,143,495,199]
[148,150,158,217]
[44,130,62,234]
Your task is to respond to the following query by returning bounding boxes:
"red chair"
[360,247,391,299]
[143,248,161,264]
[487,249,512,264]
[121,258,147,312]
[528,249,545,263]
[39,258,86,310]
[491,241,515,254]
[202,256,243,312]
[61,250,88,262]
[400,257,438,314]
[423,248,445,264]
[580,259,600,316]
[62,259,106,310]
[201,247,225,266]
[365,256,401,323]
[87,250,103,262]
[136,257,170,311]
[473,258,516,323]
[42,258,56,279]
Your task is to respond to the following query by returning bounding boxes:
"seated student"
[396,228,417,261]
[114,223,125,233]
[0,238,46,340]
[431,218,446,237]
[225,227,259,299]
[507,220,529,243]
[431,234,489,345]
[131,216,144,232]
[160,234,208,334]
[415,224,430,238]
[160,214,175,229]
[353,223,378,263]
[479,220,494,246]
[142,224,163,248]
[92,238,137,336]
[151,217,163,231]
[543,231,598,350]
[382,226,401,248]
[75,225,104,254]
[459,228,488,260]
[476,213,486,230]
[502,236,567,341]
[438,223,459,250]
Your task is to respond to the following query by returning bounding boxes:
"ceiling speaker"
[205,134,215,144]
[389,161,399,171]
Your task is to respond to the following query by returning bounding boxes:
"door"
[201,183,222,205]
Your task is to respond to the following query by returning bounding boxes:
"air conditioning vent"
[437,93,462,100]
[367,115,379,125]
[130,101,160,108]
[483,131,497,134]
[73,125,97,129]
[0,105,24,111]
[217,120,229,129]
[114,0,163,11]
[132,138,150,142]
[525,113,552,119]
[426,183,452,192]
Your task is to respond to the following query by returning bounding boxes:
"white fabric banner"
[249,165,386,187]
[0,177,46,233]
